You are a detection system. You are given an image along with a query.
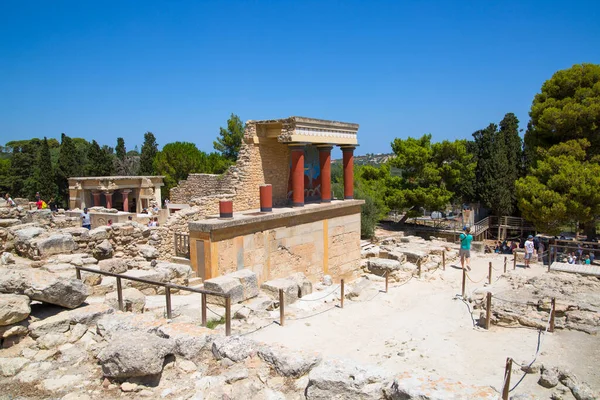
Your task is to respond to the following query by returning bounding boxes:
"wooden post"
[442,250,446,270]
[225,296,231,336]
[549,297,556,333]
[279,289,285,326]
[513,252,517,270]
[201,293,207,327]
[116,277,123,311]
[461,268,466,298]
[165,287,172,319]
[340,279,345,308]
[504,256,507,273]
[485,292,492,330]
[488,262,492,285]
[76,268,81,280]
[385,272,389,293]
[502,357,512,400]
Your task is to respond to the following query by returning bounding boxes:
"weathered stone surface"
[366,258,401,276]
[383,371,499,399]
[68,303,115,325]
[89,226,109,241]
[261,278,298,305]
[29,314,71,338]
[306,359,388,399]
[0,322,28,339]
[347,278,373,299]
[0,357,29,377]
[539,368,559,388]
[229,269,259,300]
[14,226,45,243]
[396,249,428,264]
[205,275,244,306]
[0,252,15,265]
[212,335,257,362]
[258,345,321,378]
[93,239,113,260]
[156,323,214,359]
[96,312,166,339]
[97,258,127,274]
[97,331,175,378]
[0,218,20,228]
[0,268,89,309]
[138,244,159,260]
[34,234,78,257]
[0,294,30,326]
[288,272,313,297]
[104,288,145,313]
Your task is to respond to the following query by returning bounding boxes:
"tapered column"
[290,145,305,207]
[104,191,113,209]
[342,146,356,200]
[121,189,132,212]
[92,191,102,207]
[318,145,333,202]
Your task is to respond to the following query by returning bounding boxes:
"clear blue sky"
[1,1,599,156]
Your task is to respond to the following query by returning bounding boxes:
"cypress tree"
[116,137,126,161]
[56,133,79,207]
[86,140,114,176]
[37,137,56,201]
[139,132,158,175]
[499,113,524,213]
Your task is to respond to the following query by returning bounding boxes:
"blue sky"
[1,1,599,156]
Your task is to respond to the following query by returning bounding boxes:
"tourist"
[4,193,15,207]
[590,251,595,264]
[127,215,133,221]
[459,226,473,271]
[577,243,584,264]
[148,218,157,227]
[107,219,113,226]
[81,207,91,230]
[153,217,159,226]
[524,235,535,268]
[567,253,574,264]
[36,197,43,209]
[584,255,591,265]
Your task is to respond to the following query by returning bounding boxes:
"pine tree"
[213,113,244,162]
[139,132,158,175]
[56,133,79,207]
[37,137,56,201]
[9,140,40,199]
[86,140,114,176]
[115,137,126,161]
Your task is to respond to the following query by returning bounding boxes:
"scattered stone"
[205,275,244,305]
[69,323,88,343]
[41,374,81,392]
[224,366,249,383]
[89,226,109,241]
[104,287,146,313]
[521,361,542,374]
[121,382,139,392]
[34,234,78,257]
[0,294,31,326]
[93,239,114,260]
[137,244,159,260]
[0,252,15,265]
[177,359,197,373]
[306,359,388,399]
[288,272,313,297]
[322,275,333,286]
[539,368,559,388]
[97,258,127,274]
[0,357,29,377]
[212,336,257,362]
[234,307,251,320]
[261,278,299,305]
[156,322,214,360]
[258,345,321,378]
[229,269,260,300]
[0,268,89,308]
[97,331,175,378]
[346,277,373,299]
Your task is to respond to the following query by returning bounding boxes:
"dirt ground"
[247,252,600,398]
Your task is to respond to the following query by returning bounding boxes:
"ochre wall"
[189,212,361,284]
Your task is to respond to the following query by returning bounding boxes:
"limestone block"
[261,278,298,305]
[104,288,146,313]
[287,272,313,297]
[0,294,30,326]
[204,275,244,306]
[98,258,128,274]
[229,269,259,301]
[366,258,402,276]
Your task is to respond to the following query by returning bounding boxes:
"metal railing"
[174,233,190,259]
[75,266,231,336]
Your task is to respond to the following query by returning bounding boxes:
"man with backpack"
[460,226,473,271]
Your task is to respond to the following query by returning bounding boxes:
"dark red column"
[122,190,131,212]
[318,145,333,202]
[92,191,102,207]
[104,192,113,209]
[260,184,272,212]
[290,146,305,207]
[219,200,233,218]
[342,146,355,200]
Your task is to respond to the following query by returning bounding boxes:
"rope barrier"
[297,285,341,302]
[207,305,224,318]
[241,321,276,336]
[465,271,487,284]
[287,305,338,321]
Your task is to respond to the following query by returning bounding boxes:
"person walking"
[459,226,473,271]
[81,207,91,230]
[524,235,535,268]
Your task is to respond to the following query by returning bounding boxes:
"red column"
[342,146,355,200]
[260,184,272,212]
[104,192,113,209]
[219,200,233,218]
[122,190,131,212]
[318,146,333,202]
[92,191,102,207]
[290,146,305,207]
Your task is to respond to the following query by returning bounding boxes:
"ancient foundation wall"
[190,208,361,284]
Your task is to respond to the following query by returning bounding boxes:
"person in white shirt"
[81,208,91,230]
[524,235,535,268]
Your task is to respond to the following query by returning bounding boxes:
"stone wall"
[169,122,291,212]
[194,212,361,285]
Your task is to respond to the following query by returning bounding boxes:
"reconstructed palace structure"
[179,117,363,284]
